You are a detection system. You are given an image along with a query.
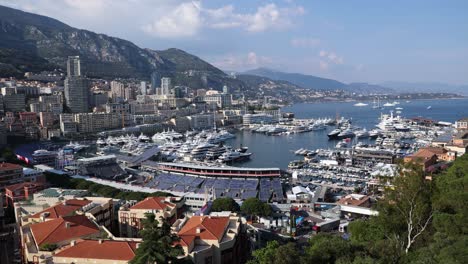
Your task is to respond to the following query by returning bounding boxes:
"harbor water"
[226,98,468,169]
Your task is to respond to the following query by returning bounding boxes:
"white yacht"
[355,129,370,138]
[190,143,216,160]
[138,133,150,142]
[218,150,252,163]
[206,145,227,160]
[354,102,368,107]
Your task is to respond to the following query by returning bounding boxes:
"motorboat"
[354,102,368,107]
[337,129,355,139]
[190,143,215,160]
[328,129,341,139]
[206,145,227,160]
[355,129,370,138]
[218,150,252,163]
[138,133,151,142]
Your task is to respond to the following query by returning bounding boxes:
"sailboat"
[427,106,432,110]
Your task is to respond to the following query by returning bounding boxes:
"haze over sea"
[226,98,468,169]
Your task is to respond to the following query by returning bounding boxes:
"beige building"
[74,112,121,133]
[176,213,242,264]
[118,196,183,238]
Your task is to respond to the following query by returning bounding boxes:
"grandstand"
[140,172,275,201]
[76,155,126,180]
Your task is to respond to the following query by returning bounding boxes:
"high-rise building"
[64,56,90,113]
[223,85,230,94]
[140,81,147,95]
[110,81,125,100]
[150,72,160,93]
[161,77,172,95]
[67,56,81,77]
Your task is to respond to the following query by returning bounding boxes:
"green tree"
[247,240,279,264]
[241,198,272,220]
[303,233,355,264]
[130,213,184,264]
[429,154,468,263]
[211,197,240,212]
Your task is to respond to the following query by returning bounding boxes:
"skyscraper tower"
[67,56,81,77]
[140,81,147,95]
[161,77,172,95]
[64,56,90,113]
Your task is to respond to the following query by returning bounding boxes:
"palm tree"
[130,213,184,264]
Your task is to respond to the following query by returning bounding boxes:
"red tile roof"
[30,215,100,246]
[54,240,138,261]
[130,196,176,210]
[178,216,229,242]
[5,182,44,192]
[0,162,22,171]
[31,199,92,219]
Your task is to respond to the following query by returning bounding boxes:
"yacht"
[327,129,341,139]
[337,129,355,139]
[369,129,382,138]
[96,138,106,147]
[218,150,252,163]
[335,140,349,148]
[355,129,370,138]
[310,123,326,131]
[138,133,151,142]
[354,102,368,107]
[205,145,227,160]
[64,142,89,152]
[383,102,395,107]
[190,143,215,160]
[266,126,287,135]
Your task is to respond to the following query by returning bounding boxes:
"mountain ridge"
[0,5,227,85]
[243,67,393,94]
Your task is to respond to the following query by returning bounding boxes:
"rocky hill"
[0,5,227,84]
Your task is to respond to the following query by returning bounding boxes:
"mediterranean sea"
[226,98,468,169]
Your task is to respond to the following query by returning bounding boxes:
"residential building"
[3,93,25,112]
[187,114,215,130]
[404,149,438,170]
[337,194,372,208]
[60,113,77,135]
[64,56,90,113]
[53,240,138,264]
[22,215,101,263]
[39,111,55,127]
[455,118,468,130]
[0,122,7,147]
[74,112,120,133]
[4,182,45,206]
[177,213,242,264]
[110,80,125,100]
[161,77,172,95]
[118,196,183,238]
[19,111,38,126]
[0,163,23,188]
[140,81,147,95]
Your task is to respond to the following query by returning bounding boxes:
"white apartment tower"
[64,56,90,113]
[161,77,172,95]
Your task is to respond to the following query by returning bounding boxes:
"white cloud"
[143,1,202,38]
[318,49,344,70]
[0,0,305,39]
[205,3,305,33]
[319,60,329,71]
[290,37,321,48]
[212,52,272,70]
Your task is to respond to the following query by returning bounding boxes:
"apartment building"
[118,196,183,238]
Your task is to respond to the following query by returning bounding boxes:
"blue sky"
[2,0,467,84]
